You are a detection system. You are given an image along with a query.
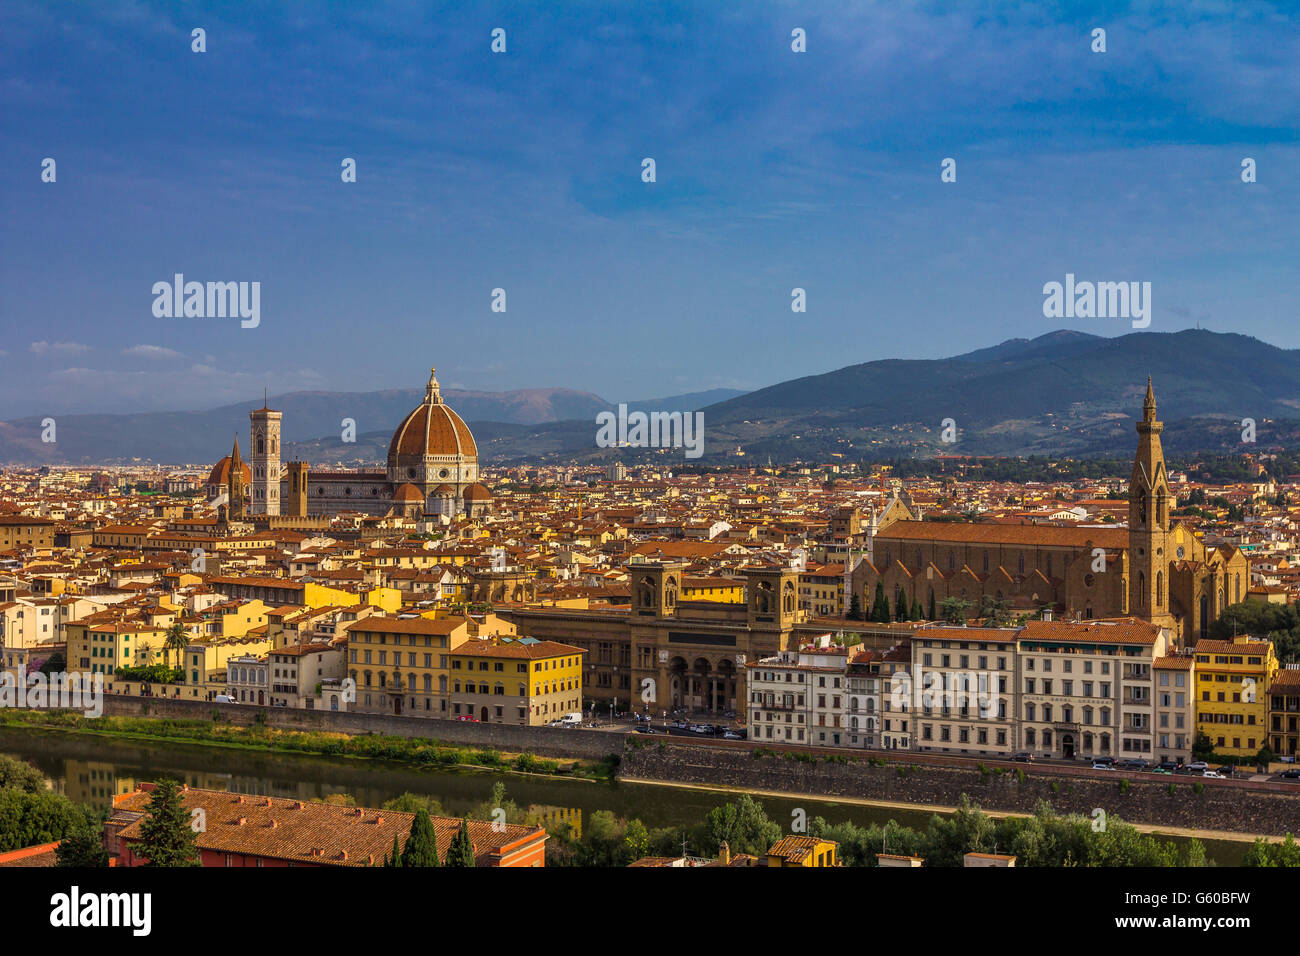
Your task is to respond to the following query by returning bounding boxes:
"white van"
[556,712,583,728]
[213,694,236,703]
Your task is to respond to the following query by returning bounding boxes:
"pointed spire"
[231,434,242,464]
[1143,376,1156,421]
[426,366,442,404]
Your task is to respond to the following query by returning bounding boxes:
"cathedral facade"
[209,367,492,521]
[848,380,1249,644]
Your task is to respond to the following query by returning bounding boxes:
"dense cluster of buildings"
[0,371,1296,765]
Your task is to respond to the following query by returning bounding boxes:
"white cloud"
[122,344,183,360]
[30,341,90,355]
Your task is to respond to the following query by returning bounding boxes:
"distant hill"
[464,329,1300,464]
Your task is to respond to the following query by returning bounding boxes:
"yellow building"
[765,835,840,867]
[344,616,473,717]
[67,621,167,680]
[1194,636,1278,757]
[449,637,585,725]
[680,577,745,603]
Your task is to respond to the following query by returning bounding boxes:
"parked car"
[1010,752,1034,762]
[1187,761,1209,772]
[1201,770,1225,779]
[1216,765,1235,778]
[1155,761,1178,773]
[634,725,662,734]
[723,730,743,740]
[1092,756,1116,767]
[1092,763,1115,771]
[1117,759,1148,771]
[1278,768,1300,780]
[456,715,479,722]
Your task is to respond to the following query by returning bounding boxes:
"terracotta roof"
[453,638,584,660]
[113,786,543,867]
[877,520,1129,549]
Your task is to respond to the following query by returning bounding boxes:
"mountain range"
[3,329,1298,466]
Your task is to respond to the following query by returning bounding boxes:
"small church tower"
[228,435,246,521]
[1128,378,1174,628]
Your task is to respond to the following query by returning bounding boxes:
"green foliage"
[55,806,109,867]
[38,650,67,676]
[113,664,183,684]
[702,794,781,857]
[0,754,47,794]
[135,779,200,867]
[1242,834,1300,867]
[445,818,476,867]
[938,598,970,625]
[400,809,441,867]
[1209,599,1300,663]
[0,789,84,853]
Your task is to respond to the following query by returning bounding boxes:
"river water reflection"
[0,728,1250,865]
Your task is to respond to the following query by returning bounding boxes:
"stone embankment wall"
[621,740,1300,837]
[98,696,630,761]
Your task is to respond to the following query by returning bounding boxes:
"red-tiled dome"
[463,482,493,501]
[392,482,423,503]
[386,367,478,467]
[207,455,251,487]
[431,484,455,496]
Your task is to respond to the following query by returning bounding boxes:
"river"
[0,727,1253,864]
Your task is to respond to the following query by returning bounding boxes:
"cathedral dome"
[392,482,423,503]
[463,482,493,501]
[207,455,251,488]
[386,367,478,466]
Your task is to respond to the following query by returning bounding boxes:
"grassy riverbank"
[0,709,618,781]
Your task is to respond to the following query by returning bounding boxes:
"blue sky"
[3,0,1299,416]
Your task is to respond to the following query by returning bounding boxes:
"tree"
[445,818,476,867]
[938,597,970,625]
[624,818,650,861]
[911,597,924,621]
[400,808,441,866]
[847,592,864,621]
[928,588,936,621]
[134,780,200,867]
[56,806,109,868]
[164,621,188,669]
[702,795,780,857]
[894,588,908,622]
[0,754,47,794]
[871,582,890,623]
[383,833,401,867]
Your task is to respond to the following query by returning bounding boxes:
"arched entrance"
[668,657,688,709]
[480,705,489,722]
[393,695,402,715]
[1062,734,1075,759]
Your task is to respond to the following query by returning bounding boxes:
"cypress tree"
[911,597,924,621]
[847,592,863,621]
[871,582,889,622]
[446,818,477,867]
[928,588,936,621]
[135,780,200,867]
[400,808,441,867]
[894,588,908,622]
[384,833,402,867]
